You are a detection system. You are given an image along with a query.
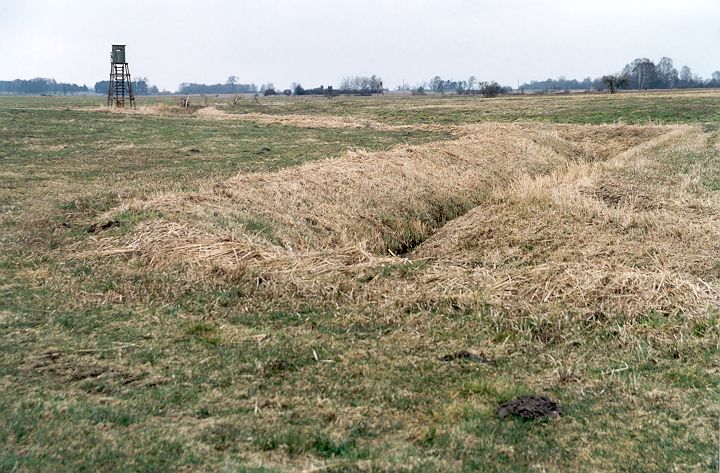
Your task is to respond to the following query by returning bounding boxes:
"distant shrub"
[480,81,504,98]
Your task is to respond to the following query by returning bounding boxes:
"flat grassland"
[1,91,719,472]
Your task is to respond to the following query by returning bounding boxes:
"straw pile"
[122,123,661,253]
[85,122,720,321]
[102,103,444,131]
[194,107,449,132]
[409,126,720,319]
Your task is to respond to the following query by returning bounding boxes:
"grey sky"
[1,0,718,91]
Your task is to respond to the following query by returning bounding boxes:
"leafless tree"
[601,74,628,94]
[479,81,503,97]
[226,75,239,93]
[468,76,477,91]
[633,59,656,89]
[656,57,678,88]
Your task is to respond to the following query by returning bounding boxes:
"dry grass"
[6,94,720,472]
[195,106,397,130]
[413,126,720,318]
[105,103,450,132]
[195,107,451,132]
[72,121,720,471]
[81,102,207,116]
[82,122,718,326]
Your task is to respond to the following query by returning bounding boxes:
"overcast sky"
[1,0,718,91]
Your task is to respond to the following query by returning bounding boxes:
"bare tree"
[635,59,656,89]
[479,81,503,98]
[679,66,693,87]
[468,75,477,91]
[430,76,444,94]
[601,74,628,94]
[226,75,239,93]
[339,76,383,93]
[656,57,678,89]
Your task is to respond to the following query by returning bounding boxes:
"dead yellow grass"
[194,107,377,129]
[96,102,451,132]
[106,123,661,254]
[197,107,453,132]
[84,103,203,116]
[74,121,720,326]
[414,126,720,318]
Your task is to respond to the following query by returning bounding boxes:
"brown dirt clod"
[86,220,121,233]
[439,350,494,364]
[266,359,294,372]
[497,395,562,420]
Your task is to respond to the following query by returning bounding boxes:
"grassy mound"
[103,124,663,260]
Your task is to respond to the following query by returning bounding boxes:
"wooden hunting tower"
[108,45,135,108]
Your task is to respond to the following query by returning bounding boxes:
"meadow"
[1,90,719,472]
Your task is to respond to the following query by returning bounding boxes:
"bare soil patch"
[439,351,494,364]
[26,350,165,394]
[86,220,121,233]
[497,395,562,420]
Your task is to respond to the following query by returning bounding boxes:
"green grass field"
[1,91,719,472]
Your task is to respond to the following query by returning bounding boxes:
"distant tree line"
[0,78,89,95]
[338,75,384,93]
[287,76,385,96]
[9,56,718,98]
[521,77,603,92]
[413,76,511,97]
[522,57,720,92]
[93,77,159,95]
[177,78,257,95]
[291,84,333,96]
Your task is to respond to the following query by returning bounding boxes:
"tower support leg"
[107,63,135,109]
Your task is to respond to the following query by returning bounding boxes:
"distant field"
[1,91,719,472]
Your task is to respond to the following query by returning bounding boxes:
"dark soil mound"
[497,395,562,420]
[86,220,121,233]
[439,350,493,364]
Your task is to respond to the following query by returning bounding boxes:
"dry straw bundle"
[128,123,661,253]
[84,122,720,322]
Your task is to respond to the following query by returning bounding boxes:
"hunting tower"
[107,45,135,108]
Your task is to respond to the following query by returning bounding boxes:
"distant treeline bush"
[0,78,89,95]
[256,76,385,97]
[231,75,386,97]
[292,85,384,96]
[522,57,720,92]
[415,76,511,97]
[178,82,257,95]
[521,77,603,92]
[8,56,718,97]
[94,78,159,95]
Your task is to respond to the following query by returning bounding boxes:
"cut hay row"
[109,123,663,254]
[96,103,449,132]
[79,122,720,323]
[193,106,452,132]
[409,125,720,319]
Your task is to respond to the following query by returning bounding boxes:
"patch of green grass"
[235,215,282,244]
